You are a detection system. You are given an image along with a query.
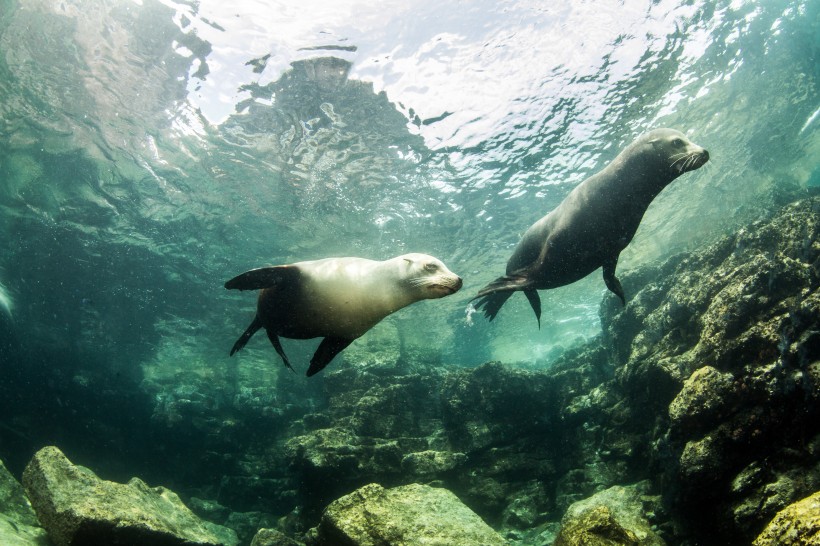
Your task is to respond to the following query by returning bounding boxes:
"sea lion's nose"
[455,277,463,289]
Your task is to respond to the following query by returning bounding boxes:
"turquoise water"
[0,0,817,503]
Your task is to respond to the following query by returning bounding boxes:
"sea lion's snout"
[672,145,710,174]
[435,275,463,296]
[431,274,463,297]
[692,148,710,170]
[447,276,464,294]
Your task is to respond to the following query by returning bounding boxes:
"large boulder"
[753,490,820,545]
[554,506,640,546]
[0,458,50,546]
[555,483,665,546]
[22,446,238,546]
[309,483,507,546]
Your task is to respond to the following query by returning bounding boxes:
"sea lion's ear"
[404,258,413,264]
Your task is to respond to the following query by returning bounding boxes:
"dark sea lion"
[226,253,463,376]
[472,128,709,325]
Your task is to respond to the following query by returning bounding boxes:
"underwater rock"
[188,496,234,525]
[225,511,280,546]
[250,527,304,546]
[554,505,640,546]
[752,490,820,546]
[0,458,50,546]
[583,197,820,542]
[283,362,455,512]
[308,483,507,546]
[668,366,738,434]
[22,446,238,546]
[285,426,429,508]
[440,361,559,452]
[556,482,665,546]
[400,449,466,476]
[499,479,551,531]
[216,475,297,514]
[438,362,568,521]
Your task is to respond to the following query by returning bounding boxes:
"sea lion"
[472,128,709,325]
[226,253,463,376]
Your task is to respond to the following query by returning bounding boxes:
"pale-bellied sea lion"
[472,128,709,325]
[226,253,463,376]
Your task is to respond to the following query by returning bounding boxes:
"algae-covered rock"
[0,458,50,546]
[753,490,820,545]
[400,450,466,476]
[556,483,665,546]
[22,446,237,546]
[311,482,507,546]
[668,366,737,433]
[251,528,304,546]
[554,506,640,546]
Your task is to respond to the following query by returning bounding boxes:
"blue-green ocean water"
[0,0,817,484]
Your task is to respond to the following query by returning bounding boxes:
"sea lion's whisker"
[687,155,697,170]
[669,154,689,170]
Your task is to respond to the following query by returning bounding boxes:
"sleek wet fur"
[473,128,709,325]
[226,253,462,376]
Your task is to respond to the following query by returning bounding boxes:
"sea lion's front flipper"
[230,315,262,356]
[602,258,626,306]
[224,265,299,291]
[524,288,542,329]
[266,329,295,372]
[307,337,354,377]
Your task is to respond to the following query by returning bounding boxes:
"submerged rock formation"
[22,446,238,546]
[555,482,665,546]
[0,458,49,546]
[598,197,820,543]
[2,196,815,546]
[250,528,304,546]
[306,483,507,546]
[273,197,819,545]
[752,490,820,545]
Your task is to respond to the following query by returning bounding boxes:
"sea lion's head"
[398,253,463,299]
[645,128,710,176]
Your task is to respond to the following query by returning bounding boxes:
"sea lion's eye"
[424,263,438,272]
[673,138,684,146]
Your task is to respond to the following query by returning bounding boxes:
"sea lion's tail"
[471,276,541,327]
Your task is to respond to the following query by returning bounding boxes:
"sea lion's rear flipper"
[224,265,299,291]
[472,291,512,322]
[307,337,354,377]
[602,258,626,306]
[471,275,532,322]
[267,329,295,372]
[524,288,542,329]
[230,315,262,356]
